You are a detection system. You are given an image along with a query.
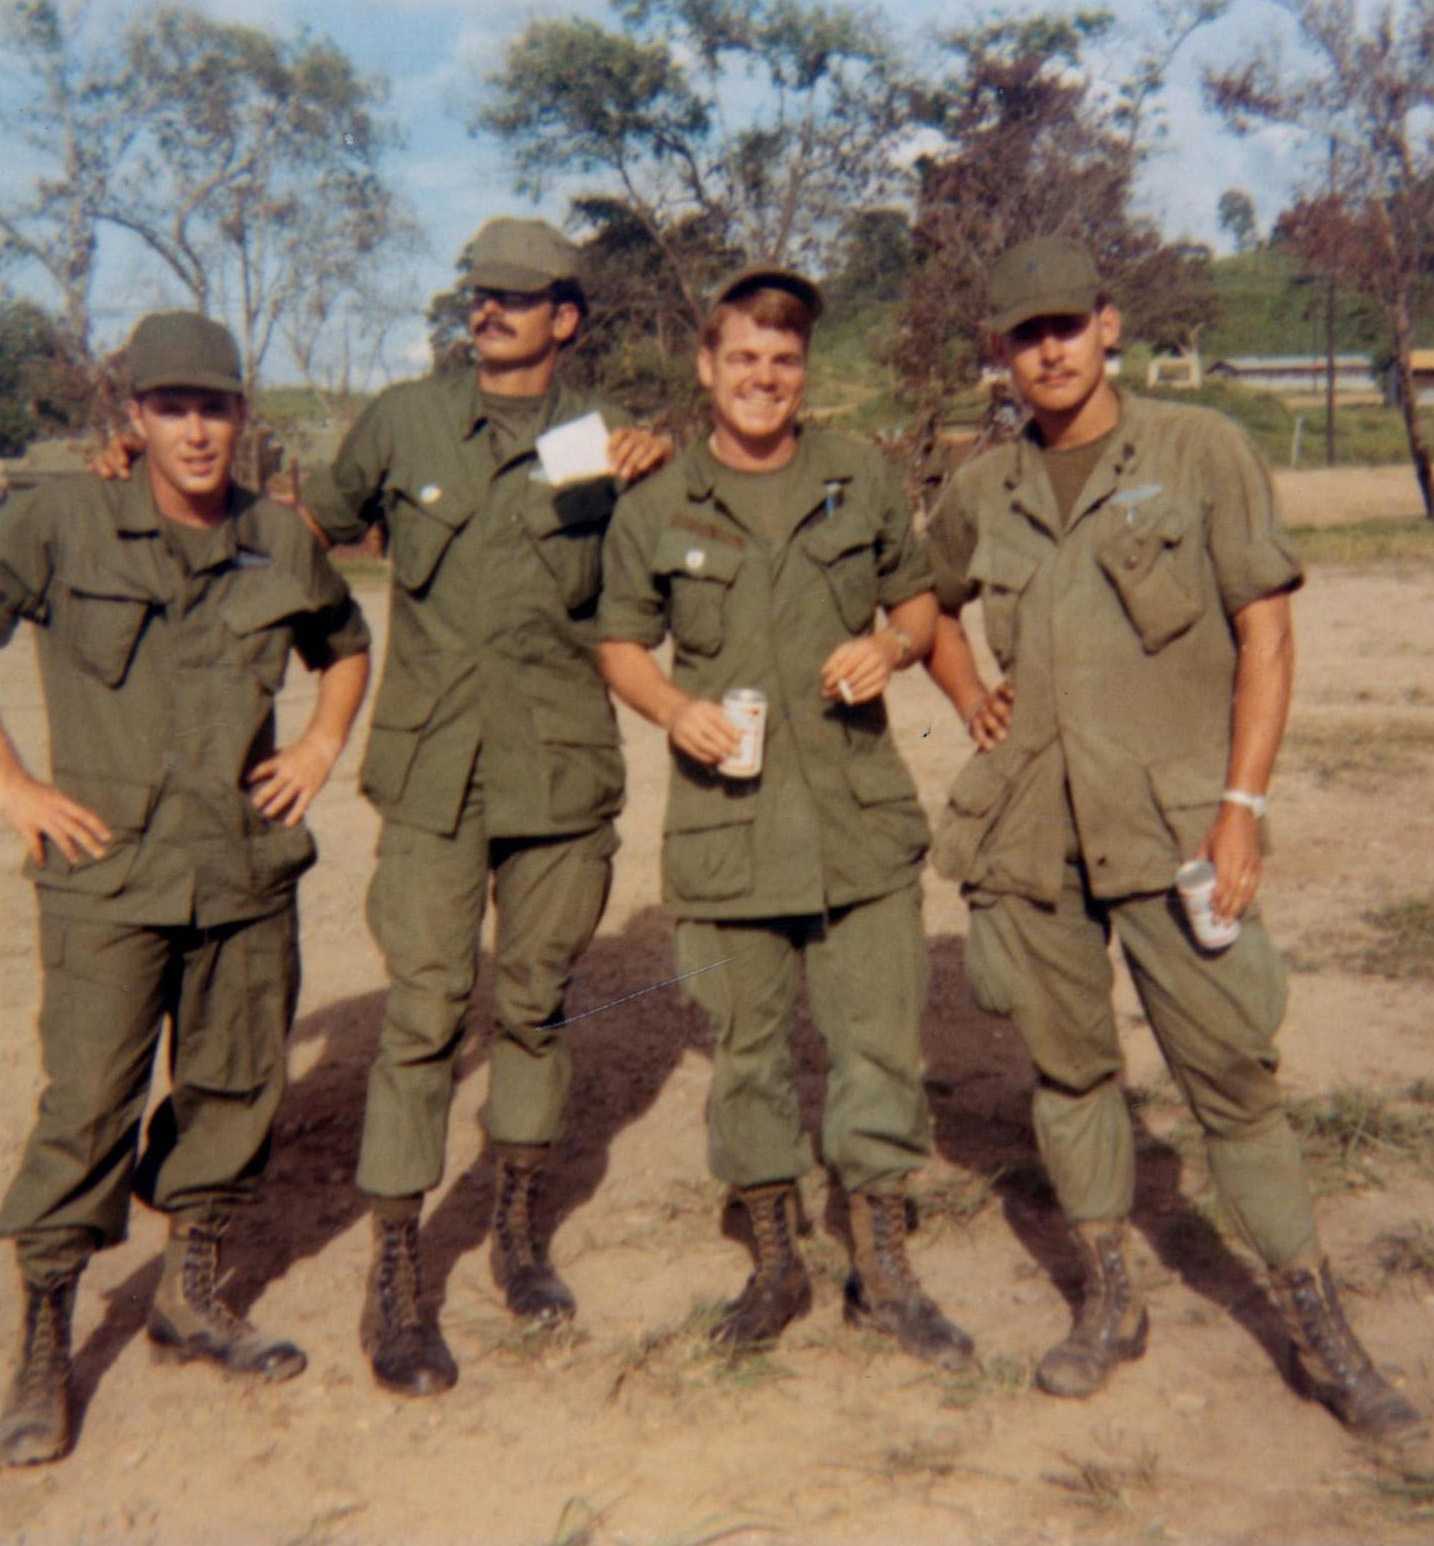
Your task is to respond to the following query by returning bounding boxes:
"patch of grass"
[604,1301,792,1403]
[1044,1438,1161,1512]
[1283,718,1434,787]
[878,1439,962,1481]
[645,1515,779,1546]
[1352,896,1434,980]
[915,1170,1005,1233]
[1377,1221,1434,1283]
[606,1322,685,1404]
[472,1313,590,1365]
[940,1350,1032,1407]
[1368,1456,1434,1520]
[280,1505,365,1546]
[1286,518,1434,567]
[544,1497,605,1546]
[1288,1085,1434,1192]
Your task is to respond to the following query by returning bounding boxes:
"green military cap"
[465,217,585,304]
[710,264,824,320]
[987,238,1100,333]
[127,311,244,395]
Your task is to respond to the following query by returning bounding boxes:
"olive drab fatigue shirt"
[301,372,627,839]
[0,475,370,926]
[926,394,1303,906]
[599,428,933,921]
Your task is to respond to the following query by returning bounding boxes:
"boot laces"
[1074,1233,1132,1338]
[20,1279,74,1397]
[867,1194,922,1296]
[376,1216,423,1328]
[1288,1266,1372,1386]
[496,1160,541,1270]
[181,1224,250,1336]
[747,1188,796,1288]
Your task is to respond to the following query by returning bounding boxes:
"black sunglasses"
[470,287,553,313]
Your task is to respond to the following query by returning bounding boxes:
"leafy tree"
[1218,188,1260,251]
[0,295,88,455]
[826,208,914,310]
[1207,0,1434,517]
[474,0,903,326]
[0,1,151,358]
[897,4,1225,423]
[0,3,409,399]
[107,9,410,401]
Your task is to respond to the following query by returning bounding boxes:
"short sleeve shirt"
[600,426,934,920]
[925,393,1303,903]
[0,473,369,925]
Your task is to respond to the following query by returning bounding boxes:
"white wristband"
[1222,788,1268,818]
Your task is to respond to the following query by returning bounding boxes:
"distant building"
[1397,349,1434,406]
[1206,354,1377,396]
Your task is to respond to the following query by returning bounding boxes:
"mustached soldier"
[924,238,1426,1446]
[598,268,972,1369]
[0,312,370,1465]
[295,218,669,1395]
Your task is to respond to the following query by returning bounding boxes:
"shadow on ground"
[68,912,1296,1439]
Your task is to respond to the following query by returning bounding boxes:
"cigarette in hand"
[838,678,856,706]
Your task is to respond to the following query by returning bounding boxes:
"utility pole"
[1326,136,1337,467]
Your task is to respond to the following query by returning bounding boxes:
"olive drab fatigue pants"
[0,908,299,1279]
[965,861,1319,1268]
[357,775,616,1198]
[674,885,932,1194]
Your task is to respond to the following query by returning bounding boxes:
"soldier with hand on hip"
[924,237,1426,1448]
[0,311,370,1466]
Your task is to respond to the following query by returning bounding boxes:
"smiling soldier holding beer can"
[597,267,971,1369]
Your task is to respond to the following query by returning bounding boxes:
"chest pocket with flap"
[386,481,472,594]
[525,478,614,614]
[804,506,879,634]
[1095,501,1206,653]
[656,525,745,657]
[217,570,316,693]
[61,556,158,687]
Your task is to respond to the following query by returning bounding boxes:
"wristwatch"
[1222,788,1268,819]
[888,626,914,669]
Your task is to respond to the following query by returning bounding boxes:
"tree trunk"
[1390,291,1434,520]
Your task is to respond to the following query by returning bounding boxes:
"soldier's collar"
[113,474,165,535]
[1005,396,1140,493]
[684,426,859,500]
[454,369,564,438]
[114,474,243,541]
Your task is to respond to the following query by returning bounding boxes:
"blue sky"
[1,0,1317,383]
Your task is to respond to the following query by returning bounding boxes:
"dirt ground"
[2,474,1434,1546]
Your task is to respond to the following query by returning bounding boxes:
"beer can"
[719,688,767,779]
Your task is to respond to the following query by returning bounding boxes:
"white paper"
[535,411,611,487]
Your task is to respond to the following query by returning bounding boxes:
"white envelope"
[535,412,611,487]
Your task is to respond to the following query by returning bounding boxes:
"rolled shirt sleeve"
[871,458,935,610]
[597,487,669,648]
[0,488,56,648]
[1200,416,1304,615]
[300,395,393,547]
